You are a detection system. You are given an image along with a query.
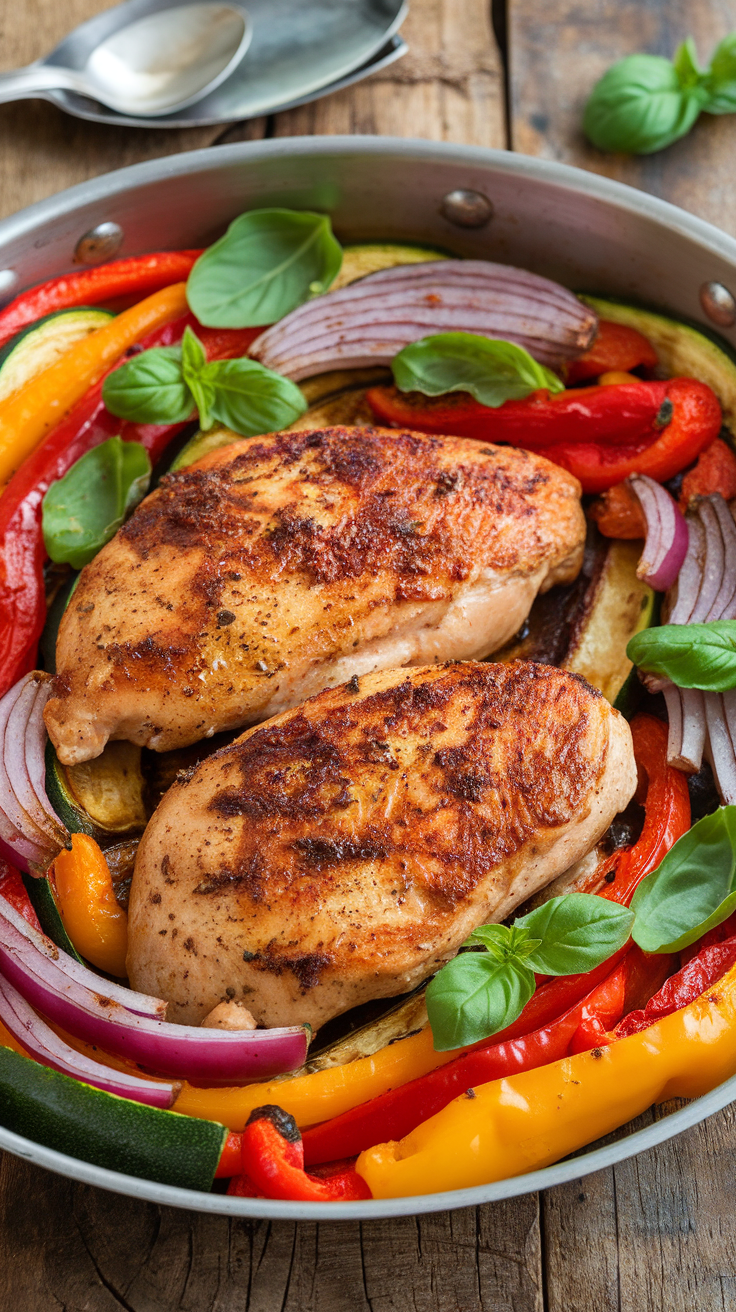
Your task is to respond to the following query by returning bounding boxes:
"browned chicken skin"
[127,662,636,1029]
[44,426,585,765]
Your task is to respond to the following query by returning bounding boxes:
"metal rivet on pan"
[74,221,124,265]
[440,189,494,228]
[700,281,736,328]
[0,269,17,296]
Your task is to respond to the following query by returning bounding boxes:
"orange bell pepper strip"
[52,834,128,977]
[357,960,736,1198]
[0,281,188,485]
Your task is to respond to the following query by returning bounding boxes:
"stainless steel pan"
[1,137,735,1218]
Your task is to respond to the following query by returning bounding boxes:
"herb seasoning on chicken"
[44,426,585,765]
[126,661,635,1029]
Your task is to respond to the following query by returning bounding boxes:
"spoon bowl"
[0,1,252,118]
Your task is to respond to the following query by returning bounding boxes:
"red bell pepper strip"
[367,378,722,494]
[215,1130,243,1179]
[0,319,261,694]
[588,482,647,539]
[0,861,40,931]
[301,956,633,1167]
[367,379,672,448]
[588,714,691,907]
[564,319,658,385]
[616,937,736,1037]
[234,1105,372,1200]
[679,437,736,510]
[0,251,203,352]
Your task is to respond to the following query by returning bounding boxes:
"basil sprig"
[186,208,343,328]
[584,34,736,155]
[392,333,563,408]
[627,621,736,692]
[103,327,307,436]
[632,807,736,952]
[426,894,634,1051]
[42,436,151,570]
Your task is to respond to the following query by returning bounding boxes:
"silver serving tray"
[1,137,735,1218]
[40,0,408,128]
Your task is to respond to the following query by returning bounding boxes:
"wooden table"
[2,2,736,1307]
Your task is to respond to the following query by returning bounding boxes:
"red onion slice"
[250,261,598,379]
[706,496,736,621]
[0,974,177,1108]
[667,516,705,624]
[0,895,166,1018]
[0,899,308,1083]
[705,692,736,804]
[6,676,68,852]
[0,679,50,868]
[628,475,689,591]
[689,498,725,622]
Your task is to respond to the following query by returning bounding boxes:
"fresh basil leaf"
[186,208,343,329]
[426,953,536,1051]
[464,923,541,961]
[702,33,736,113]
[392,333,563,408]
[583,53,706,155]
[631,806,736,952]
[102,346,194,425]
[515,894,634,975]
[628,621,736,692]
[180,326,214,429]
[42,436,151,570]
[200,358,307,436]
[672,37,704,89]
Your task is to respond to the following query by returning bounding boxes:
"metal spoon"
[0,2,252,118]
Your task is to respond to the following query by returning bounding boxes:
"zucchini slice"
[0,1045,226,1191]
[563,539,655,705]
[0,308,114,402]
[45,740,148,843]
[21,872,85,963]
[333,241,448,290]
[581,295,736,436]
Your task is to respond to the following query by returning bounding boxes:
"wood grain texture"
[509,0,736,236]
[0,0,264,221]
[0,1150,543,1311]
[543,1101,736,1312]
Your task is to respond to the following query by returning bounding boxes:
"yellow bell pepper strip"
[174,1025,459,1131]
[52,834,128,977]
[356,961,736,1199]
[174,952,635,1131]
[0,281,188,485]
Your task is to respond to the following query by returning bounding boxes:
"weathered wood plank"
[0,1149,543,1311]
[0,0,265,221]
[509,0,736,236]
[543,1100,736,1312]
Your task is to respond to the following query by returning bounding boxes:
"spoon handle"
[0,61,88,106]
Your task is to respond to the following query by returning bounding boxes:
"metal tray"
[1,136,735,1217]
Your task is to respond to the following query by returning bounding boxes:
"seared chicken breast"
[45,426,585,765]
[127,661,635,1029]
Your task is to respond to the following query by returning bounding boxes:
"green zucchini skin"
[0,308,114,401]
[21,872,85,964]
[0,1046,227,1191]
